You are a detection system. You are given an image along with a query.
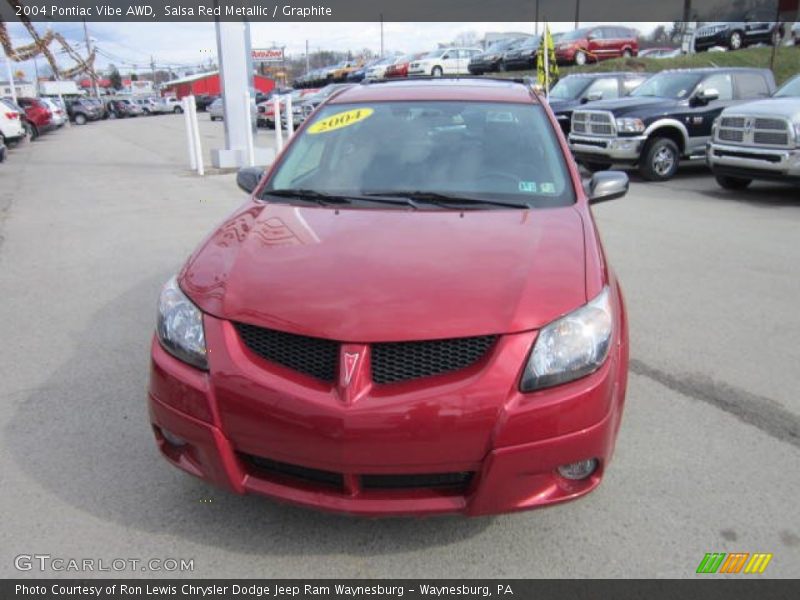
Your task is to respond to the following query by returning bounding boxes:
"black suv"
[568,68,776,181]
[694,19,784,52]
[548,72,649,134]
[66,98,103,125]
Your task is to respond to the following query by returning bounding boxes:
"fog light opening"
[160,427,187,448]
[557,458,598,481]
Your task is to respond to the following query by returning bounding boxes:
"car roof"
[330,78,539,104]
[561,72,648,79]
[657,67,771,75]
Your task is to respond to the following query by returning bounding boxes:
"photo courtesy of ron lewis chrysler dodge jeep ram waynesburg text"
[148,79,631,517]
[568,68,776,181]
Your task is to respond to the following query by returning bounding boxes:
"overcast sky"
[4,21,664,78]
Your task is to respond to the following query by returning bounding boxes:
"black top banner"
[3,580,800,600]
[0,0,798,23]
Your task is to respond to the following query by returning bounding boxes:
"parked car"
[148,78,630,516]
[16,97,54,139]
[132,97,160,115]
[66,97,103,124]
[408,47,481,77]
[257,89,313,128]
[106,99,142,118]
[548,72,649,134]
[707,74,800,188]
[291,84,351,127]
[194,94,218,112]
[152,96,184,114]
[568,68,776,180]
[384,53,423,79]
[0,135,5,162]
[793,22,800,45]
[329,60,363,82]
[0,98,28,145]
[364,56,396,81]
[694,20,784,52]
[208,98,224,121]
[501,37,541,71]
[468,38,526,74]
[555,26,639,66]
[40,98,67,127]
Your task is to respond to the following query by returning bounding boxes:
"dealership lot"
[0,115,798,577]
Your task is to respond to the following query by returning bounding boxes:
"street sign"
[252,48,283,63]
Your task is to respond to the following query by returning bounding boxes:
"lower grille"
[372,335,497,385]
[241,453,475,494]
[235,323,339,382]
[361,472,474,490]
[242,454,345,489]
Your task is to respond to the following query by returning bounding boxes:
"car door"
[682,72,736,153]
[440,50,457,74]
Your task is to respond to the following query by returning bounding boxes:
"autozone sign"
[252,48,284,63]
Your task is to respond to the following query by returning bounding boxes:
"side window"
[587,78,620,100]
[623,77,646,94]
[699,73,734,101]
[734,73,770,99]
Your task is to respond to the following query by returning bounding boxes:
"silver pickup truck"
[707,74,800,189]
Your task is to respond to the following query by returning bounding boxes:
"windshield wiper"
[364,191,530,210]
[262,188,353,206]
[264,188,421,209]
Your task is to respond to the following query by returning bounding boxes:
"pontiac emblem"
[343,352,360,386]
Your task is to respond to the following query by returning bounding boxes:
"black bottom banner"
[3,580,798,600]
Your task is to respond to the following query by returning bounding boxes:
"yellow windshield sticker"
[307,108,374,134]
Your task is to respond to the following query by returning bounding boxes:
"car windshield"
[630,73,701,99]
[774,76,800,98]
[264,100,574,209]
[487,39,518,52]
[549,77,592,100]
[559,28,589,42]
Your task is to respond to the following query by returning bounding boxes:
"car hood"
[722,97,800,120]
[578,95,680,117]
[548,98,582,114]
[181,202,588,342]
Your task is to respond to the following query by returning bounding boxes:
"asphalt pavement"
[0,114,798,579]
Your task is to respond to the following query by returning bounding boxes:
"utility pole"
[4,49,16,104]
[83,19,100,98]
[380,14,384,58]
[33,56,40,96]
[150,55,156,90]
[535,0,539,36]
[574,0,580,29]
[305,40,309,74]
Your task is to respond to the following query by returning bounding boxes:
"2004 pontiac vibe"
[148,78,630,516]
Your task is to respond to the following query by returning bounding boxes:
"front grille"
[572,111,615,137]
[754,131,789,146]
[718,129,743,142]
[242,454,345,489]
[371,335,497,385]
[361,472,474,490]
[715,115,793,148]
[235,323,339,382]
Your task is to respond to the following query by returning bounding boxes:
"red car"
[384,53,424,79]
[555,26,638,66]
[16,97,53,140]
[149,79,630,516]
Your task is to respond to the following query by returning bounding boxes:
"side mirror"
[236,167,264,194]
[587,171,628,204]
[442,53,451,59]
[693,88,719,105]
[586,90,604,102]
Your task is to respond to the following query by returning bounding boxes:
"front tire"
[431,66,443,77]
[574,50,587,66]
[715,174,752,190]
[728,31,743,50]
[74,113,87,125]
[639,137,680,181]
[173,106,183,114]
[622,49,633,58]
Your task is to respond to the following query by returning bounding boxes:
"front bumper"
[569,134,646,164]
[148,309,628,517]
[694,31,729,50]
[707,141,800,183]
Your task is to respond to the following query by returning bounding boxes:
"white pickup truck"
[708,74,800,189]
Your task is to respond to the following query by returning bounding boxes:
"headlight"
[156,276,208,370]
[615,117,645,133]
[521,287,613,391]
